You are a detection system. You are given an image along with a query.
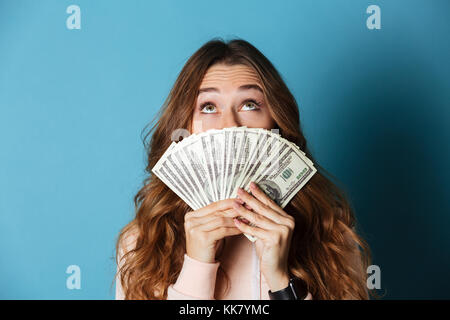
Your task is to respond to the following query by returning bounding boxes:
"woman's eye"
[241,101,259,111]
[200,104,217,113]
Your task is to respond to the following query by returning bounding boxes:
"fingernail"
[237,188,243,194]
[240,217,250,225]
[250,182,257,189]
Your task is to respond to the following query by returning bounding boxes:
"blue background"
[1,0,449,299]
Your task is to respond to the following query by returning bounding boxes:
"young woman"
[115,38,375,300]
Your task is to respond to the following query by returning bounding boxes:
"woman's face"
[191,63,275,133]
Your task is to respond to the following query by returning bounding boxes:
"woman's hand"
[232,182,296,292]
[185,199,243,263]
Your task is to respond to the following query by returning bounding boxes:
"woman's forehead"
[199,63,262,89]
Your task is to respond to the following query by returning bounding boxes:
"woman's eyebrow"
[198,84,263,95]
[238,84,263,93]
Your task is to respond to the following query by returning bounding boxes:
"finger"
[233,217,270,241]
[210,226,243,241]
[189,208,238,226]
[188,199,239,218]
[222,208,240,217]
[249,181,287,216]
[232,200,278,230]
[197,216,237,232]
[237,188,288,225]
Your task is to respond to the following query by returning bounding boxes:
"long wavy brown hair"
[115,37,378,300]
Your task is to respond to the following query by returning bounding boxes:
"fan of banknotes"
[151,126,317,241]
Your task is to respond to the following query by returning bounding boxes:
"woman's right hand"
[184,199,244,263]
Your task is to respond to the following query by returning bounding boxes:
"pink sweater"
[116,233,312,300]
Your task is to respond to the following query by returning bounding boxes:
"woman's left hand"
[232,181,296,292]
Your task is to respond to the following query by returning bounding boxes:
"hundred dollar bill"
[209,129,224,200]
[252,144,317,209]
[222,128,233,198]
[224,127,245,198]
[172,148,208,207]
[178,134,215,204]
[200,132,218,202]
[239,137,316,242]
[229,129,262,198]
[152,161,200,210]
[152,141,203,210]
